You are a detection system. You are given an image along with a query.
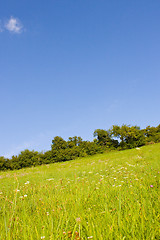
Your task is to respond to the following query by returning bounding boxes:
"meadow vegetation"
[0,143,159,239]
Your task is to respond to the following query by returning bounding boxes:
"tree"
[17,149,40,168]
[0,156,7,170]
[67,136,83,148]
[10,155,21,170]
[145,124,160,143]
[51,136,67,150]
[94,129,111,146]
[124,126,145,148]
[43,150,55,164]
[111,125,145,149]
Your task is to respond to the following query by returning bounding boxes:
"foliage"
[0,156,8,170]
[111,125,146,149]
[1,124,160,171]
[145,124,160,143]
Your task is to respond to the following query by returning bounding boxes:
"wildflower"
[87,237,93,239]
[68,231,72,238]
[24,194,27,197]
[41,237,45,239]
[76,217,81,223]
[25,181,30,184]
[75,231,80,237]
[150,185,153,188]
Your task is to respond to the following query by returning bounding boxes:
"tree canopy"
[1,124,160,171]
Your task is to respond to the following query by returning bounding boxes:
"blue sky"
[0,0,160,158]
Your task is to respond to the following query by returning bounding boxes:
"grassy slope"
[0,143,160,240]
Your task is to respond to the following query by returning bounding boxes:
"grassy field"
[0,143,160,240]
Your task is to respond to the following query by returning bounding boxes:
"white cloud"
[5,16,23,33]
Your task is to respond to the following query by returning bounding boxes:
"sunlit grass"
[0,143,160,239]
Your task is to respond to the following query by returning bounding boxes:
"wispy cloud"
[4,16,23,33]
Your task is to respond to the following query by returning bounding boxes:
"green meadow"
[0,143,160,240]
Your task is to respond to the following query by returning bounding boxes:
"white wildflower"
[46,178,54,181]
[25,181,30,184]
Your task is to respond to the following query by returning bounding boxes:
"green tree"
[10,155,21,170]
[67,136,83,148]
[125,126,145,148]
[145,124,160,143]
[43,150,56,164]
[94,129,112,146]
[0,156,7,170]
[17,149,40,168]
[51,136,67,150]
[111,125,145,149]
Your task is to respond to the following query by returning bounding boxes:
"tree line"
[0,124,160,171]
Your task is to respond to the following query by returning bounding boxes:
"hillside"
[0,143,160,239]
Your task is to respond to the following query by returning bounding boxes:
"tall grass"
[0,143,160,239]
